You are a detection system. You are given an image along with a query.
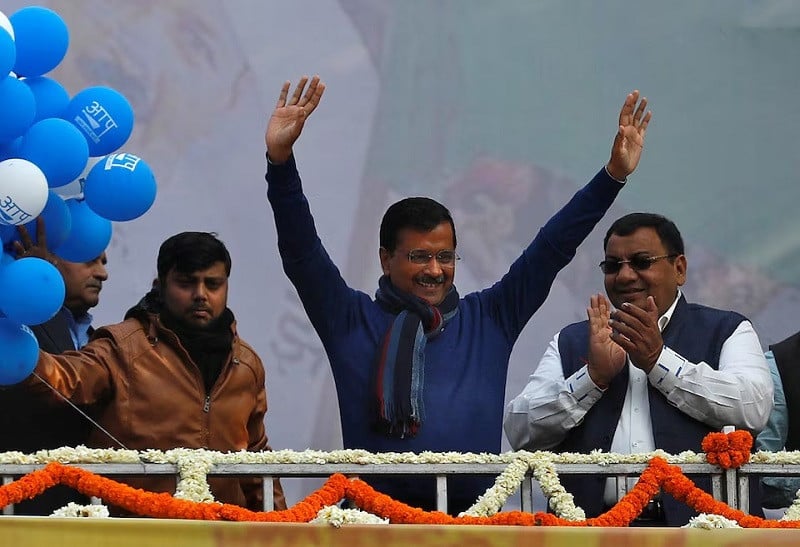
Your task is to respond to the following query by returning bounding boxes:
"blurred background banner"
[5,0,798,505]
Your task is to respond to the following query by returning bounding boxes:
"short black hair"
[379,197,456,252]
[156,232,232,282]
[603,213,684,255]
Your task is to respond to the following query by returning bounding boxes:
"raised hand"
[586,293,626,388]
[608,296,663,373]
[606,90,652,181]
[12,217,57,264]
[265,75,326,164]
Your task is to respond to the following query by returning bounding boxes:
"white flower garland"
[781,488,800,522]
[311,505,389,527]
[50,502,110,518]
[461,457,529,517]
[460,452,585,520]
[170,449,216,503]
[526,452,586,521]
[0,445,713,467]
[683,513,741,529]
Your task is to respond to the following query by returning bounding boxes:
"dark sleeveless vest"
[555,296,750,525]
[770,331,800,451]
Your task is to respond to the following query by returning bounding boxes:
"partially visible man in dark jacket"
[0,222,109,515]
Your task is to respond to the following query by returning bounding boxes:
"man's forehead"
[606,227,664,247]
[169,263,228,280]
[173,271,226,279]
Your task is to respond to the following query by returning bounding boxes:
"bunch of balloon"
[0,6,157,385]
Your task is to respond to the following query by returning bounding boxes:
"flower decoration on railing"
[1,430,799,527]
[701,430,753,469]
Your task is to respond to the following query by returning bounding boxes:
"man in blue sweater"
[504,212,773,525]
[264,76,651,514]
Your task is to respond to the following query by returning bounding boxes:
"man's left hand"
[608,296,662,373]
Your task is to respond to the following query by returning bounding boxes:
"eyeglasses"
[598,254,678,275]
[406,249,460,266]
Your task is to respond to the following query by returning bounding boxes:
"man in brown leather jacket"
[25,231,285,512]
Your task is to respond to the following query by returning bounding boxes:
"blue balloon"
[53,199,112,263]
[9,6,69,77]
[19,118,90,187]
[0,224,14,245]
[0,76,36,144]
[0,25,14,77]
[0,136,23,161]
[4,190,72,250]
[23,76,70,121]
[0,318,39,385]
[1,250,14,266]
[0,257,65,326]
[84,153,157,221]
[63,86,134,157]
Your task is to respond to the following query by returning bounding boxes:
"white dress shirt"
[503,291,773,502]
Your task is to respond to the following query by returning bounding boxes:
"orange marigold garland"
[0,463,61,508]
[3,429,800,527]
[0,462,350,523]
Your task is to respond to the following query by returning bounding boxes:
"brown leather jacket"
[29,304,286,512]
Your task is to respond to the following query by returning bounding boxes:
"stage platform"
[3,518,800,547]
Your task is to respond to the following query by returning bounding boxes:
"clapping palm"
[587,293,626,387]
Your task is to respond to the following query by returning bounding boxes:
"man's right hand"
[265,75,326,164]
[586,293,626,388]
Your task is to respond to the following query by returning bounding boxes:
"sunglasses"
[598,254,677,275]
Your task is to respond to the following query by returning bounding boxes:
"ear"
[674,255,688,286]
[379,247,391,275]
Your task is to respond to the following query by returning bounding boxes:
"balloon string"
[31,371,129,450]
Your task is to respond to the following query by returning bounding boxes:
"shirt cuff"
[266,151,296,167]
[566,365,606,409]
[647,346,687,393]
[604,164,627,184]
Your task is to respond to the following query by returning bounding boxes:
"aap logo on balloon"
[0,158,48,226]
[3,190,72,250]
[85,153,157,221]
[64,86,134,157]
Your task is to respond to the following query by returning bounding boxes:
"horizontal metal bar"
[738,464,800,475]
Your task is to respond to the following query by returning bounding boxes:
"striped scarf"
[372,275,460,438]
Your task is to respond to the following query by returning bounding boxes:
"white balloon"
[0,10,14,41]
[0,159,48,226]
